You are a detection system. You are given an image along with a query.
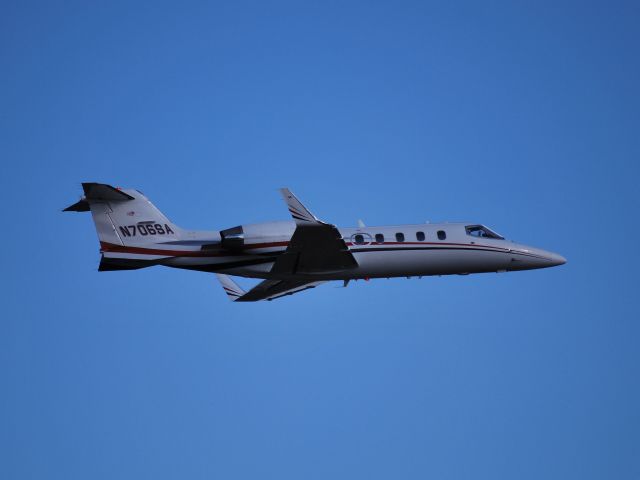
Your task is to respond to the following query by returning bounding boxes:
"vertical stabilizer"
[64,183,184,270]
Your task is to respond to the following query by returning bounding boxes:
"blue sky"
[2,1,639,478]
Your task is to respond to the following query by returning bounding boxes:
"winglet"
[279,188,321,224]
[215,274,245,301]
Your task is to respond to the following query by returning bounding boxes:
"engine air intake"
[220,225,245,250]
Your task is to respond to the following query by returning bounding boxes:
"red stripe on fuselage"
[100,239,508,258]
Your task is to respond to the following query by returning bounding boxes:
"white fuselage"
[158,220,565,280]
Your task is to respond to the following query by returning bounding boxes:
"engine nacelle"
[220,225,245,251]
[220,221,295,251]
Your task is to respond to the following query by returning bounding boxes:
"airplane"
[64,183,566,302]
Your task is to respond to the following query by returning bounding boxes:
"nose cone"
[509,245,567,270]
[548,252,567,267]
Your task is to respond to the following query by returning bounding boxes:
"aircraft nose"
[509,245,566,270]
[548,252,567,267]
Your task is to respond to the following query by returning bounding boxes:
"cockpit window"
[465,225,504,240]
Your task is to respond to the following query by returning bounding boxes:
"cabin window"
[437,230,446,240]
[350,233,372,245]
[416,231,425,241]
[375,233,384,244]
[465,225,504,240]
[396,232,405,242]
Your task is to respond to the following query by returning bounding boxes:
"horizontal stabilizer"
[63,199,90,212]
[81,183,135,202]
[64,182,135,212]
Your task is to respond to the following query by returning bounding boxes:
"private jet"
[65,183,566,302]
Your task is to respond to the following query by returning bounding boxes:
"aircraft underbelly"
[352,249,510,277]
[169,249,511,279]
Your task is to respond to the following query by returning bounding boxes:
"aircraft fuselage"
[149,220,565,280]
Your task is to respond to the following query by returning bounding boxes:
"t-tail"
[64,183,184,271]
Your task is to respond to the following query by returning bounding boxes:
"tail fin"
[64,183,183,270]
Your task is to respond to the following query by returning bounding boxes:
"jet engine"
[219,221,295,252]
[219,225,245,251]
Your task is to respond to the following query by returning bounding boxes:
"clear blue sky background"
[2,1,639,478]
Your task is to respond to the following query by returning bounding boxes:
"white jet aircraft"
[65,183,566,302]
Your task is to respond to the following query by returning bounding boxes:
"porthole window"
[396,232,405,242]
[375,233,384,244]
[437,230,446,240]
[416,231,425,241]
[350,233,372,245]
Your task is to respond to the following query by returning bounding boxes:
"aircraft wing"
[216,274,325,302]
[272,188,357,274]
